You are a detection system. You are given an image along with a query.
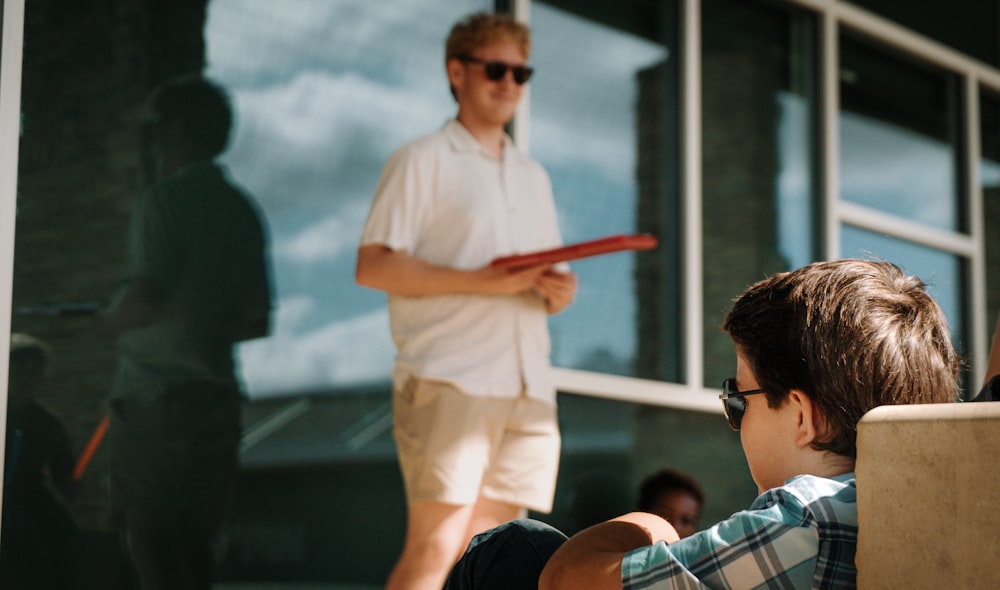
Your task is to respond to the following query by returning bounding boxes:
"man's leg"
[122,504,223,590]
[444,519,569,590]
[464,495,523,551]
[385,499,476,590]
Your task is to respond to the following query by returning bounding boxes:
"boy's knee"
[445,519,568,590]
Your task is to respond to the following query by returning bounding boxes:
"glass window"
[980,89,1000,355]
[9,0,499,586]
[527,0,758,550]
[208,1,497,584]
[531,2,678,381]
[207,1,491,397]
[837,33,972,393]
[847,0,1000,70]
[839,32,964,232]
[701,0,819,389]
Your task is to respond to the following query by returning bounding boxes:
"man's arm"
[100,277,164,335]
[539,512,680,590]
[355,244,550,298]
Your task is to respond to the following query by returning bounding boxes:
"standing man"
[103,74,273,590]
[356,12,577,590]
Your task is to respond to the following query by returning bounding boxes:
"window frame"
[0,0,27,496]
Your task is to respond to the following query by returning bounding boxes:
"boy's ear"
[788,389,824,449]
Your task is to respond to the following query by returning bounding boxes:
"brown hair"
[637,468,705,512]
[723,259,959,458]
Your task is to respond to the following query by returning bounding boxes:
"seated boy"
[444,259,959,590]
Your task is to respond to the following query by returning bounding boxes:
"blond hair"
[445,12,531,63]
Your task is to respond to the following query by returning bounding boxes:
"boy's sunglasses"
[458,55,534,85]
[720,378,766,431]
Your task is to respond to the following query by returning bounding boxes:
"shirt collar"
[443,119,518,160]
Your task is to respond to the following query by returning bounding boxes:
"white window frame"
[0,0,27,525]
[800,0,998,378]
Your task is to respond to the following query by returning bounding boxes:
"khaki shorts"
[392,377,561,513]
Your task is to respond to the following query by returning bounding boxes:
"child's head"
[723,259,959,461]
[8,333,51,407]
[636,468,705,538]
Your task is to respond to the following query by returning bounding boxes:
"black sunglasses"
[458,55,534,85]
[719,378,766,431]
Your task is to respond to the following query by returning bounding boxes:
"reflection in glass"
[531,3,673,379]
[206,0,491,397]
[980,90,1000,335]
[839,33,964,232]
[701,0,818,389]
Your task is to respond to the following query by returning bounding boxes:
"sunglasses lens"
[724,397,745,431]
[483,63,507,81]
[476,61,533,85]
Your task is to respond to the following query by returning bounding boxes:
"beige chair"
[855,402,1000,589]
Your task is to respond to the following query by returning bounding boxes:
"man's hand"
[534,270,577,314]
[472,263,551,296]
[99,277,163,335]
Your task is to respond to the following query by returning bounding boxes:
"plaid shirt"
[622,473,857,589]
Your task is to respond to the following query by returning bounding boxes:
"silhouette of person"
[635,468,705,539]
[1,333,78,590]
[102,73,273,590]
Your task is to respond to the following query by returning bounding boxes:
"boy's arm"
[539,512,680,590]
[355,244,549,298]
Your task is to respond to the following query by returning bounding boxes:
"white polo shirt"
[360,120,564,404]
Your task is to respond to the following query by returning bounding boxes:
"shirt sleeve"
[360,144,431,254]
[622,494,820,589]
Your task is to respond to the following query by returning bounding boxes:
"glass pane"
[207,2,499,584]
[839,33,964,232]
[209,2,491,396]
[532,2,678,380]
[701,0,819,389]
[981,89,1000,359]
[8,0,491,587]
[848,0,1000,70]
[840,225,971,395]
